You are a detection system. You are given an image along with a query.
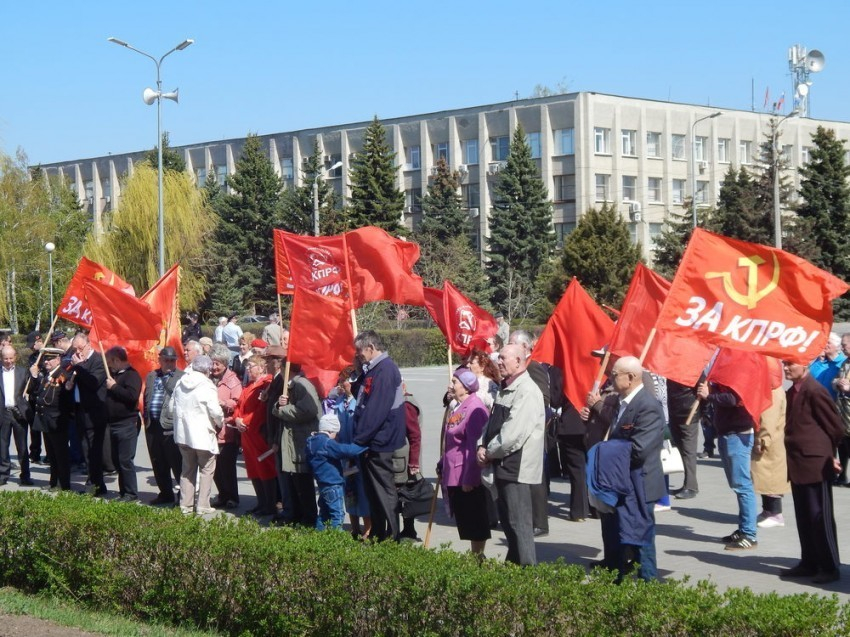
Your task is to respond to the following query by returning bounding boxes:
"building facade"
[40,92,850,260]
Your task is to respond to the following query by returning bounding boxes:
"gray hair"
[210,344,232,365]
[184,340,203,355]
[191,355,213,375]
[218,316,228,326]
[509,330,533,352]
[828,332,841,346]
[354,330,385,353]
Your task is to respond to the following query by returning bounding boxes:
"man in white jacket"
[172,356,224,514]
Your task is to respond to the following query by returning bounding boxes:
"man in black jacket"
[69,332,108,496]
[105,346,142,502]
[28,347,72,490]
[0,345,34,486]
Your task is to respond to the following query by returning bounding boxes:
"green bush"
[0,492,847,636]
[379,328,451,367]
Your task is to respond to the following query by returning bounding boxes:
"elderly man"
[69,332,108,496]
[262,345,287,520]
[222,314,243,355]
[780,360,845,584]
[810,332,845,399]
[352,330,407,541]
[0,346,34,486]
[477,343,545,566]
[213,317,227,344]
[184,340,203,366]
[209,345,243,509]
[27,347,70,490]
[495,312,510,344]
[105,346,142,502]
[596,356,665,581]
[144,346,185,505]
[261,313,283,346]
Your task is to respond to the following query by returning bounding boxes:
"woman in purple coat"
[439,367,491,554]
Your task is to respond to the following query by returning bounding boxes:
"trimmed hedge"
[379,328,451,368]
[0,492,847,636]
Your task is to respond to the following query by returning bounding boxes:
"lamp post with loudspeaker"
[313,161,343,236]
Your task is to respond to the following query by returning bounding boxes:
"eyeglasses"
[610,370,630,378]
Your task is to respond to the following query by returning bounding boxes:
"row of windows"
[594,174,696,204]
[554,221,665,249]
[594,127,761,165]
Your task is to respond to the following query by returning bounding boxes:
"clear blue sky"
[2,1,848,165]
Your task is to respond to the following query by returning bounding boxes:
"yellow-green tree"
[84,163,215,309]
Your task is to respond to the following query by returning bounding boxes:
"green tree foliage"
[347,117,404,232]
[651,205,699,280]
[706,166,771,244]
[486,125,555,316]
[209,134,285,311]
[83,163,214,310]
[279,139,342,235]
[417,157,469,243]
[795,126,850,316]
[143,132,186,174]
[558,203,642,308]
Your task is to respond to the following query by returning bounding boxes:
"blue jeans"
[718,432,757,540]
[316,484,345,530]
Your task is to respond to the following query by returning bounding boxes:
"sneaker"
[721,529,744,543]
[654,503,672,513]
[179,506,193,515]
[725,536,758,551]
[757,514,785,528]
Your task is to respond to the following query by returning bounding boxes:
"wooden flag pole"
[276,294,284,330]
[591,351,611,394]
[424,403,451,549]
[99,344,113,381]
[638,327,657,365]
[684,347,721,426]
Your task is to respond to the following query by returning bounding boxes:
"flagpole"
[684,347,721,426]
[591,351,611,394]
[341,231,358,336]
[276,294,284,330]
[424,403,451,549]
[99,344,113,381]
[638,328,657,364]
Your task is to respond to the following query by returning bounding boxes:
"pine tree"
[279,139,341,235]
[652,205,697,279]
[143,132,186,173]
[796,126,850,317]
[486,125,555,315]
[210,134,285,310]
[417,157,468,243]
[707,166,771,244]
[347,117,404,232]
[557,202,642,308]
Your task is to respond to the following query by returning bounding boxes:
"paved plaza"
[8,365,850,601]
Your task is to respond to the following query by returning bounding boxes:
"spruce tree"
[418,157,468,243]
[796,126,850,317]
[486,125,555,314]
[707,166,771,244]
[143,132,186,173]
[558,202,642,308]
[279,139,341,235]
[652,205,697,279]
[347,117,404,232]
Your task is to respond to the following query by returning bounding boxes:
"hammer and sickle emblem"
[705,253,780,309]
[93,272,106,282]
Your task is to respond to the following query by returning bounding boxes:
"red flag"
[532,278,615,409]
[275,229,349,300]
[423,281,497,357]
[656,229,849,364]
[57,257,135,328]
[302,365,342,398]
[141,264,186,370]
[84,279,161,360]
[707,348,774,425]
[345,226,425,308]
[272,229,296,295]
[288,287,355,372]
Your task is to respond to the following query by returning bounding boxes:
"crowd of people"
[0,318,847,585]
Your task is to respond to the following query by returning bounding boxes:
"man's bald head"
[611,355,644,396]
[498,343,527,381]
[1,346,16,370]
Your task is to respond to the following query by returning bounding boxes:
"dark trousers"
[146,419,181,500]
[496,479,536,566]
[600,509,658,581]
[558,434,589,520]
[281,471,317,526]
[837,437,850,483]
[670,418,699,491]
[531,478,549,531]
[250,477,277,515]
[76,406,106,493]
[0,414,30,481]
[43,421,71,490]
[110,418,139,498]
[68,418,84,466]
[791,480,840,573]
[362,451,400,541]
[102,424,115,473]
[213,442,240,504]
[29,429,42,460]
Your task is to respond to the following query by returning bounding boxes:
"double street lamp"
[773,110,799,249]
[108,36,194,277]
[313,161,343,235]
[691,112,722,228]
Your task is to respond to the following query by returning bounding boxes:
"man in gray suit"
[0,346,34,486]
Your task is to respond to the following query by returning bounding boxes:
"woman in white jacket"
[172,355,224,514]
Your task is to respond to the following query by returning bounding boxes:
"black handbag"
[396,475,435,519]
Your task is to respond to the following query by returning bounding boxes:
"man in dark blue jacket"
[352,330,406,541]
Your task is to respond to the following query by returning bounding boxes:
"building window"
[595,174,610,201]
[84,180,93,204]
[647,177,662,202]
[462,183,480,209]
[491,136,510,161]
[435,142,449,162]
[327,154,343,178]
[622,175,637,201]
[672,134,686,160]
[281,158,294,182]
[802,146,811,164]
[527,132,541,159]
[695,180,709,204]
[464,139,478,165]
[555,128,574,155]
[553,175,576,203]
[672,179,686,204]
[649,222,664,247]
[738,140,752,165]
[782,145,794,164]
[594,127,611,154]
[646,132,661,158]
[717,138,730,163]
[196,167,207,186]
[554,222,576,248]
[621,129,637,156]
[694,136,708,162]
[405,188,422,213]
[406,145,421,169]
[216,166,227,188]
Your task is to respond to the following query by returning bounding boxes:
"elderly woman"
[439,367,491,554]
[172,355,224,514]
[209,345,243,509]
[234,355,277,516]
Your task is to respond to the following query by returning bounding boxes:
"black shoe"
[533,527,549,537]
[19,478,34,486]
[812,569,841,584]
[780,564,818,578]
[721,529,744,544]
[149,494,175,506]
[117,494,139,503]
[675,489,698,500]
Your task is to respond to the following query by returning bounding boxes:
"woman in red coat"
[234,355,277,516]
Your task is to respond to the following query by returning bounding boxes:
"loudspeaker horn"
[142,88,159,105]
[161,88,179,104]
[806,49,825,73]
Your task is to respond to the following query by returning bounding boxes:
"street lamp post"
[108,37,194,277]
[312,161,344,235]
[45,242,55,314]
[773,110,799,249]
[691,111,722,228]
